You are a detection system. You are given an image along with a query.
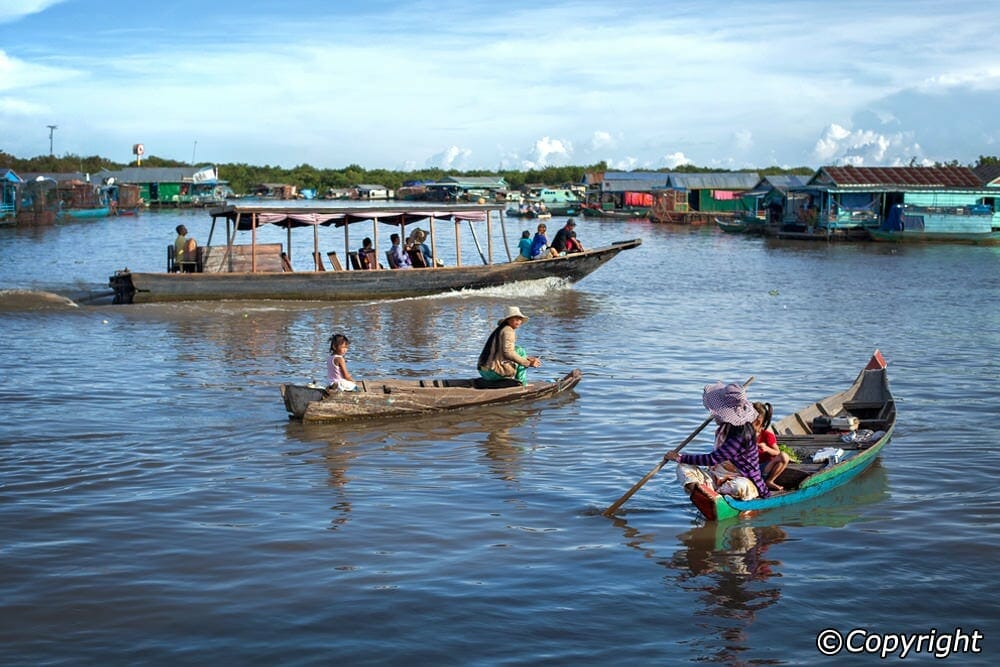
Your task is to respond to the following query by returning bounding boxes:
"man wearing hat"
[550,218,583,254]
[665,382,770,499]
[477,306,542,385]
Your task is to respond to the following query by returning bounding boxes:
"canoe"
[684,350,895,521]
[107,204,642,303]
[281,368,582,423]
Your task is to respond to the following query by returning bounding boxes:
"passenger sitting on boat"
[753,401,789,491]
[406,228,432,268]
[173,224,198,272]
[389,233,412,269]
[666,382,771,499]
[358,237,377,270]
[477,306,541,386]
[550,219,583,254]
[529,223,557,259]
[515,230,532,262]
[327,333,358,392]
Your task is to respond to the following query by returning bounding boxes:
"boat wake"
[0,289,81,311]
[380,277,573,305]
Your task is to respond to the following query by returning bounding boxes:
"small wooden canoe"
[685,351,895,521]
[281,368,582,423]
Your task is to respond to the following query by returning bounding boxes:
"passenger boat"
[684,351,895,521]
[281,369,582,423]
[107,204,641,303]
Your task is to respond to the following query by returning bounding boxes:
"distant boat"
[869,203,1000,245]
[715,216,765,235]
[61,206,111,219]
[682,351,895,521]
[107,204,642,304]
[281,369,582,423]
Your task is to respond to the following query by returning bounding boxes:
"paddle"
[601,376,755,517]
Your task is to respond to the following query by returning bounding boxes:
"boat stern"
[689,482,741,521]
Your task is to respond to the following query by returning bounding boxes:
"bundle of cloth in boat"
[676,463,760,500]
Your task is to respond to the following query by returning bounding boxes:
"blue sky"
[1,0,998,171]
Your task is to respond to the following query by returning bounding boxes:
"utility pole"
[192,140,198,164]
[47,125,58,155]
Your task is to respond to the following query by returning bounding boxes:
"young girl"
[326,333,358,391]
[667,382,770,499]
[753,401,790,491]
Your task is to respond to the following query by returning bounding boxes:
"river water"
[1,208,997,665]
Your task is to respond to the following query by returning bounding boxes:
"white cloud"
[590,131,614,151]
[661,152,692,169]
[812,123,927,166]
[522,136,573,169]
[0,96,47,114]
[0,0,65,24]
[426,146,473,170]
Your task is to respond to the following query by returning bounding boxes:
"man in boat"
[477,306,542,386]
[173,224,198,272]
[389,233,412,269]
[550,219,584,254]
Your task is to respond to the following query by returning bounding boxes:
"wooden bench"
[201,243,285,273]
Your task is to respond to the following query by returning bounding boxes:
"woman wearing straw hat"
[665,382,771,499]
[477,306,541,386]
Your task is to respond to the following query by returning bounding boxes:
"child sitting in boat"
[666,382,771,500]
[754,401,790,491]
[327,333,358,392]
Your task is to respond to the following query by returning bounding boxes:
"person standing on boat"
[477,306,541,386]
[666,382,770,499]
[389,233,412,269]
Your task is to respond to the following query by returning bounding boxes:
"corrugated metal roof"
[443,176,507,188]
[812,166,982,189]
[973,164,1000,186]
[601,171,668,183]
[98,166,204,184]
[666,172,760,190]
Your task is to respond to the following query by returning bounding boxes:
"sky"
[1,0,998,172]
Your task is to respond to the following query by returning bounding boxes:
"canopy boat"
[684,351,895,521]
[107,204,641,303]
[282,369,582,423]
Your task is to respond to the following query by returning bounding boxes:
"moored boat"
[282,368,582,423]
[868,203,1000,245]
[107,204,642,303]
[683,351,895,521]
[715,216,766,235]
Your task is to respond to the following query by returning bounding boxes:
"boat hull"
[282,369,582,423]
[109,239,641,303]
[869,229,1000,245]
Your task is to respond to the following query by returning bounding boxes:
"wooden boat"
[715,216,766,235]
[107,204,642,303]
[282,368,582,423]
[684,351,895,521]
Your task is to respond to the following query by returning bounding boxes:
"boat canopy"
[210,206,496,231]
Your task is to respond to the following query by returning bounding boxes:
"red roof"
[817,166,982,189]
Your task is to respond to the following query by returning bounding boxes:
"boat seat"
[313,252,326,271]
[385,250,399,269]
[281,252,293,272]
[348,251,362,270]
[326,251,344,271]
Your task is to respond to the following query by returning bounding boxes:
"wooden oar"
[602,376,755,517]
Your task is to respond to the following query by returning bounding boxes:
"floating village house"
[649,172,760,223]
[585,171,666,211]
[743,174,814,222]
[98,165,233,207]
[354,183,391,200]
[1,168,22,222]
[423,176,508,202]
[803,165,996,233]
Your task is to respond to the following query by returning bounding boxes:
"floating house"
[98,165,233,207]
[650,172,760,224]
[354,183,391,200]
[810,166,1000,244]
[423,176,508,202]
[1,168,23,222]
[583,171,667,218]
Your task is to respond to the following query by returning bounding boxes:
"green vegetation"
[2,150,997,197]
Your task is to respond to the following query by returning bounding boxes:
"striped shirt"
[680,426,770,498]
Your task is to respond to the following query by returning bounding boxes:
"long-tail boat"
[685,351,895,521]
[108,204,641,303]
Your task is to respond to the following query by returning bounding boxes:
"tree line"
[2,150,997,196]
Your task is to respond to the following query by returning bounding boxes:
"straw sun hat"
[498,306,529,325]
[702,381,757,425]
